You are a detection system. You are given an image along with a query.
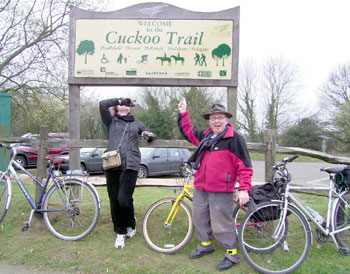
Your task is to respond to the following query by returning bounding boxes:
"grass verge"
[0,184,348,273]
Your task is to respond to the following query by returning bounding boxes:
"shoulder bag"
[102,123,129,170]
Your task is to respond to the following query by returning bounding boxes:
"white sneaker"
[126,227,136,239]
[114,234,125,249]
[126,217,137,239]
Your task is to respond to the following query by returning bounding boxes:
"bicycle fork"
[164,194,185,228]
[273,190,291,252]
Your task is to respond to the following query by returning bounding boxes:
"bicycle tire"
[239,201,311,274]
[234,203,289,254]
[43,178,100,241]
[333,190,350,250]
[233,204,246,233]
[0,172,11,223]
[142,197,194,254]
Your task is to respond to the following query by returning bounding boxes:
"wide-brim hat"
[203,104,233,120]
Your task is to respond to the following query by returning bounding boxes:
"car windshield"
[80,148,95,156]
[140,147,153,156]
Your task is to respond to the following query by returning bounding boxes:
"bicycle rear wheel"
[333,190,350,251]
[0,172,11,223]
[43,179,100,241]
[142,197,194,254]
[239,201,311,274]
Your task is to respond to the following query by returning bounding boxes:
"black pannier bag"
[335,168,350,188]
[249,181,289,222]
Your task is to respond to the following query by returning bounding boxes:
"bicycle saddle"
[320,166,346,174]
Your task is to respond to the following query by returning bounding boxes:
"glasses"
[209,116,226,121]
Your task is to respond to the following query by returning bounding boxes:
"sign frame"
[68,3,240,87]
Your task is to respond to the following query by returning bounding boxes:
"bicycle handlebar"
[272,154,299,171]
[284,154,299,163]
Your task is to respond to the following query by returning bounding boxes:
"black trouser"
[105,168,138,234]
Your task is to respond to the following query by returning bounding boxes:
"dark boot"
[189,248,214,259]
[216,257,236,271]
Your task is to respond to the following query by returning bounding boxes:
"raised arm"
[99,98,120,126]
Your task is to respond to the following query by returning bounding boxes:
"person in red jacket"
[178,98,253,271]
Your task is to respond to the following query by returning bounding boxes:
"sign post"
[68,3,240,169]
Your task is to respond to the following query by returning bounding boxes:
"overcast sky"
[87,0,350,108]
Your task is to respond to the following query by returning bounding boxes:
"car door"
[167,148,185,173]
[147,148,169,175]
[86,148,105,172]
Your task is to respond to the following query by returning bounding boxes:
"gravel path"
[0,262,64,273]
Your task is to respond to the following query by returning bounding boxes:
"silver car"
[138,147,191,178]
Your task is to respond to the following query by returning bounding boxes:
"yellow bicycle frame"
[164,183,194,227]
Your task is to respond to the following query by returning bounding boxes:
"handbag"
[102,123,129,170]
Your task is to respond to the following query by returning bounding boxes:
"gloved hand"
[142,131,156,143]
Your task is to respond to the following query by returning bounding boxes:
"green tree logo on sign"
[76,40,95,64]
[212,44,231,67]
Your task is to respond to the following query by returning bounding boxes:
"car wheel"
[80,164,86,172]
[179,162,193,177]
[138,166,148,178]
[15,155,27,168]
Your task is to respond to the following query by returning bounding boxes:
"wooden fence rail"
[2,128,350,200]
[2,129,350,178]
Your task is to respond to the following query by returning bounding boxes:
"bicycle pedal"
[339,247,350,255]
[22,222,30,231]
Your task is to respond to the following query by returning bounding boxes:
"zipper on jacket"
[226,173,231,191]
[203,151,211,191]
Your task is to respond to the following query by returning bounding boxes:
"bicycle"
[0,143,101,241]
[142,162,195,254]
[142,162,258,254]
[238,154,350,274]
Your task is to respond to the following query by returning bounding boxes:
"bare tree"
[319,62,350,152]
[261,56,300,130]
[238,59,260,141]
[0,0,109,135]
[319,62,350,112]
[1,0,71,96]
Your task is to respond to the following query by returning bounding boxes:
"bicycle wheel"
[142,197,194,254]
[239,201,311,274]
[333,190,350,251]
[233,204,247,233]
[43,178,100,241]
[0,172,11,223]
[234,203,289,254]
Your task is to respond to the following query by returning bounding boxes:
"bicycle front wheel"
[43,179,100,241]
[234,203,289,254]
[239,201,311,274]
[142,197,194,254]
[0,172,11,223]
[233,204,250,234]
[333,190,350,251]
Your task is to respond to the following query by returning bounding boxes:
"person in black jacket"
[99,97,155,249]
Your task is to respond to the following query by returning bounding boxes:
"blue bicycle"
[0,143,100,241]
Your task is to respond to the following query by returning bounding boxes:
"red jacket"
[178,111,253,193]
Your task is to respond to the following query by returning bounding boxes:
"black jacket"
[99,98,150,172]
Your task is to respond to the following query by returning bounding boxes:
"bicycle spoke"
[142,198,193,254]
[43,179,100,241]
[239,201,311,274]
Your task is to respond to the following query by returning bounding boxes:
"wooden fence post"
[264,129,277,183]
[36,125,49,204]
[69,84,81,170]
